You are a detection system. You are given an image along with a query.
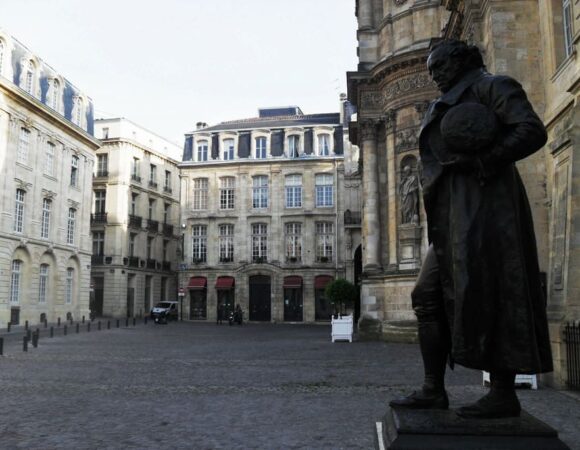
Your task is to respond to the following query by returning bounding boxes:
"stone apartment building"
[178,104,360,323]
[348,0,580,388]
[0,29,100,327]
[91,118,182,318]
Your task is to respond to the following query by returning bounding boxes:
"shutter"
[333,126,344,155]
[183,135,193,161]
[304,129,313,154]
[238,132,251,158]
[270,130,285,156]
[211,134,219,159]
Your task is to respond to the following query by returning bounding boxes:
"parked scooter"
[228,306,243,326]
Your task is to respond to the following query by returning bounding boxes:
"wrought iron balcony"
[91,255,105,265]
[163,185,173,194]
[162,261,171,271]
[344,210,361,225]
[253,256,267,263]
[128,215,142,229]
[147,219,159,232]
[95,170,109,178]
[317,256,332,263]
[149,180,158,189]
[163,223,173,237]
[146,258,157,269]
[128,256,140,267]
[91,212,108,224]
[131,174,141,183]
[219,257,234,263]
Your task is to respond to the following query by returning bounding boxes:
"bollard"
[133,317,136,327]
[98,321,101,331]
[82,315,85,324]
[57,317,61,327]
[125,318,129,327]
[87,322,91,332]
[7,322,11,332]
[50,326,54,338]
[116,319,120,328]
[25,320,29,331]
[23,336,28,352]
[0,337,3,356]
[107,320,111,330]
[76,323,79,333]
[26,329,32,341]
[32,331,38,348]
[64,325,67,336]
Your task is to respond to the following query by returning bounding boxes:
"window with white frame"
[92,231,105,256]
[315,174,334,207]
[50,79,60,111]
[131,157,140,181]
[193,178,208,210]
[70,155,79,187]
[219,224,234,262]
[223,138,235,160]
[564,0,574,57]
[220,177,235,209]
[255,136,267,159]
[65,268,74,304]
[164,170,171,191]
[285,223,302,261]
[288,135,300,158]
[252,175,268,209]
[17,127,30,164]
[129,233,137,256]
[251,223,268,261]
[315,222,334,262]
[14,189,25,233]
[25,60,35,94]
[192,225,207,262]
[44,142,55,176]
[39,264,49,303]
[149,164,157,186]
[197,140,209,161]
[130,193,138,215]
[10,259,22,304]
[94,191,106,214]
[163,203,170,224]
[317,133,331,156]
[41,198,51,239]
[285,174,302,208]
[67,208,76,245]
[97,154,108,176]
[148,198,155,220]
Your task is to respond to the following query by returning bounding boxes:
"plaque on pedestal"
[375,408,570,450]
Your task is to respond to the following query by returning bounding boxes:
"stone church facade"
[348,0,580,388]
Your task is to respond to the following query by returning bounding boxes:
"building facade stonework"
[178,105,359,323]
[349,0,580,387]
[0,29,99,327]
[91,119,181,318]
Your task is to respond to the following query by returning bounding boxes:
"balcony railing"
[128,215,142,228]
[163,223,173,237]
[146,258,157,269]
[149,180,158,189]
[219,257,234,263]
[162,261,171,271]
[91,212,108,224]
[95,170,109,178]
[91,255,105,265]
[147,219,159,232]
[128,256,140,267]
[317,256,332,263]
[253,256,267,263]
[286,256,301,263]
[344,210,361,225]
[163,185,173,194]
[131,174,141,183]
[192,257,206,264]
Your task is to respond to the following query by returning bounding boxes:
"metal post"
[116,319,120,328]
[64,325,68,336]
[107,320,111,330]
[32,331,38,348]
[50,326,54,338]
[125,318,129,327]
[25,320,29,331]
[87,322,91,332]
[26,329,31,341]
[57,317,61,327]
[23,336,28,352]
[7,322,11,332]
[82,315,85,324]
[76,323,79,333]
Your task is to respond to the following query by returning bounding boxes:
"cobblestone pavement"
[0,322,578,449]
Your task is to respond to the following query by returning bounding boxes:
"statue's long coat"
[419,68,553,374]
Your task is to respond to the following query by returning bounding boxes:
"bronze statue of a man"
[390,40,553,418]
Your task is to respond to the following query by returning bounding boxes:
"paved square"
[0,322,578,449]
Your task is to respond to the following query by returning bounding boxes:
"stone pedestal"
[375,408,570,450]
[398,224,422,271]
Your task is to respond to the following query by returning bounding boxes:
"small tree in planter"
[325,278,357,317]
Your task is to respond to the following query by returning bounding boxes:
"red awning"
[283,276,303,288]
[314,275,333,289]
[215,276,235,289]
[188,277,207,289]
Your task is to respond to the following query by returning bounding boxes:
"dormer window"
[50,78,61,111]
[223,138,234,160]
[317,134,331,156]
[197,140,208,161]
[255,137,267,159]
[73,96,84,127]
[25,60,35,95]
[288,135,300,158]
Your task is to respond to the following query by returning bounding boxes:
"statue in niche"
[389,39,552,419]
[399,165,419,225]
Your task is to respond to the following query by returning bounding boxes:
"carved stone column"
[384,109,398,270]
[360,119,382,272]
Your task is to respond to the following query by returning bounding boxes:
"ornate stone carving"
[384,109,397,133]
[396,128,419,153]
[394,0,407,5]
[359,120,379,141]
[414,101,430,121]
[15,178,32,191]
[361,73,434,109]
[399,165,419,225]
[42,189,57,199]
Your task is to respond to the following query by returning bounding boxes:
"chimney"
[196,122,207,130]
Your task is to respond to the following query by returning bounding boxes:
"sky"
[1,0,358,144]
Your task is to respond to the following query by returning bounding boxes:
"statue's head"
[403,165,411,176]
[427,40,485,93]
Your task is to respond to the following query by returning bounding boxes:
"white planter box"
[482,371,537,389]
[331,315,353,343]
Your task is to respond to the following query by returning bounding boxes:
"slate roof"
[189,113,340,134]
